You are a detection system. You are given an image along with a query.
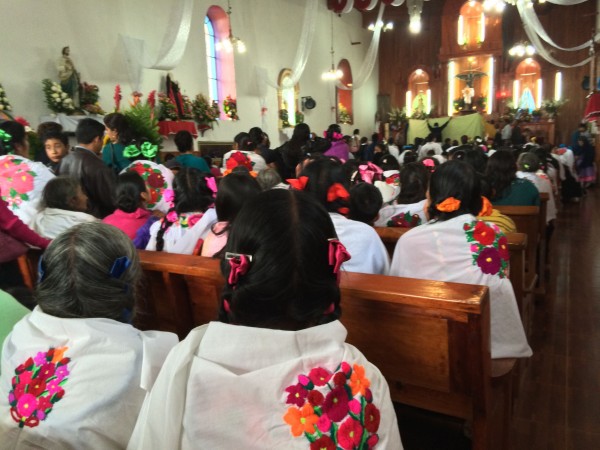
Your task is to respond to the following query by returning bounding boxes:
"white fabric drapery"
[120,0,194,90]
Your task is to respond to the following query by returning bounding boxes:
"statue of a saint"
[462,86,475,106]
[57,46,80,103]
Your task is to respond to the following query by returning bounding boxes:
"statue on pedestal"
[57,46,80,105]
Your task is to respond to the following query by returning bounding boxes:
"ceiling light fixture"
[215,0,246,54]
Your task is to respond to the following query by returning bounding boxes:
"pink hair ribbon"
[206,177,218,197]
[358,162,383,184]
[226,252,252,286]
[328,238,351,275]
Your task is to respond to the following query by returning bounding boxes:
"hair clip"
[287,176,309,191]
[436,197,461,213]
[225,252,252,286]
[110,256,131,279]
[327,183,349,203]
[328,238,351,276]
[38,257,46,283]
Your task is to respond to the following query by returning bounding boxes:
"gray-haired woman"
[0,222,177,449]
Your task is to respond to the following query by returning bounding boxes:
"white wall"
[0,0,378,146]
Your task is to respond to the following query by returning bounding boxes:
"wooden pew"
[136,250,513,450]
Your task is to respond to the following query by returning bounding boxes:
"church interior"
[1,0,599,449]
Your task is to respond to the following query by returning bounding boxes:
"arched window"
[458,1,485,48]
[514,58,542,112]
[205,6,237,119]
[406,69,430,117]
[336,59,353,125]
[278,69,299,128]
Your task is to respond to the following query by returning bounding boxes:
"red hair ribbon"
[287,176,309,191]
[226,252,252,286]
[358,162,383,184]
[327,183,350,202]
[328,238,351,275]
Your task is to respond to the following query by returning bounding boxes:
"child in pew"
[298,158,390,275]
[201,172,262,257]
[128,189,403,450]
[145,167,216,253]
[389,161,532,370]
[0,223,178,449]
[375,162,429,228]
[102,172,156,248]
[348,183,383,226]
[33,176,97,239]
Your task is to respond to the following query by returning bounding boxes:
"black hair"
[344,160,362,185]
[42,130,69,147]
[325,124,343,142]
[463,148,488,175]
[301,158,349,215]
[174,130,194,153]
[75,118,105,145]
[379,155,400,172]
[248,127,265,146]
[37,121,63,141]
[517,151,540,173]
[0,121,26,155]
[240,137,258,152]
[402,150,417,165]
[41,176,81,211]
[116,172,147,213]
[428,160,482,221]
[485,149,516,201]
[156,168,215,251]
[349,183,383,225]
[353,128,360,135]
[397,162,428,204]
[234,132,250,148]
[214,172,262,234]
[104,113,134,145]
[219,189,341,330]
[279,123,311,177]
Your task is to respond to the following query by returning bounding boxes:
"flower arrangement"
[283,362,381,449]
[223,95,239,120]
[41,79,75,114]
[410,109,430,120]
[388,107,407,125]
[464,220,509,278]
[295,110,304,125]
[157,93,178,121]
[123,102,162,148]
[8,347,70,429]
[338,103,352,125]
[114,84,122,112]
[181,95,194,120]
[192,94,220,135]
[0,83,13,115]
[279,109,291,128]
[80,82,104,115]
[541,98,568,119]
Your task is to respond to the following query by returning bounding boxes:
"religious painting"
[336,59,353,125]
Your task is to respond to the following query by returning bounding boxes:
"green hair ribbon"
[0,129,12,143]
[123,142,158,159]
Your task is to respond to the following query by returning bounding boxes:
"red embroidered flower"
[323,386,350,422]
[27,378,46,397]
[473,221,496,246]
[364,388,373,403]
[15,357,33,374]
[307,390,324,407]
[340,362,352,376]
[310,435,336,450]
[309,367,332,386]
[147,172,164,189]
[333,372,347,387]
[367,434,380,448]
[285,383,307,407]
[337,418,364,450]
[497,236,509,261]
[37,363,55,380]
[477,247,501,275]
[364,403,381,433]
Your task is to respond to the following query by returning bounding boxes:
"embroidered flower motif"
[283,362,380,448]
[128,162,168,209]
[0,156,37,210]
[8,347,70,428]
[464,220,509,278]
[388,211,422,228]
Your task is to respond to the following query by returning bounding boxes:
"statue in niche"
[57,46,80,104]
[412,90,427,115]
[456,69,486,111]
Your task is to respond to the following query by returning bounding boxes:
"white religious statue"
[412,90,427,114]
[462,86,475,106]
[57,46,80,103]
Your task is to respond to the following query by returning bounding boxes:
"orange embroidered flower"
[283,403,319,437]
[478,196,493,216]
[349,364,371,397]
[436,197,461,212]
[51,347,68,364]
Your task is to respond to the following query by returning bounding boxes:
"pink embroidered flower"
[310,436,336,450]
[187,214,203,228]
[309,367,332,386]
[323,386,349,422]
[337,418,364,450]
[470,243,479,253]
[46,378,62,395]
[473,221,496,246]
[55,365,69,382]
[364,403,381,433]
[477,247,501,275]
[285,383,307,407]
[16,394,37,418]
[298,374,311,387]
[317,413,332,433]
[33,352,47,366]
[340,362,352,376]
[348,398,361,416]
[498,236,509,261]
[10,171,34,194]
[307,390,324,407]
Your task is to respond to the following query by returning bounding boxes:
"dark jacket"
[58,147,116,218]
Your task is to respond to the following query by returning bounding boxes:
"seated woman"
[485,149,540,206]
[516,152,557,224]
[0,121,55,227]
[375,162,429,228]
[0,223,178,448]
[201,172,261,257]
[103,172,154,247]
[102,112,135,173]
[390,161,532,370]
[300,158,389,275]
[33,176,97,239]
[323,124,350,162]
[145,168,215,253]
[128,189,403,449]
